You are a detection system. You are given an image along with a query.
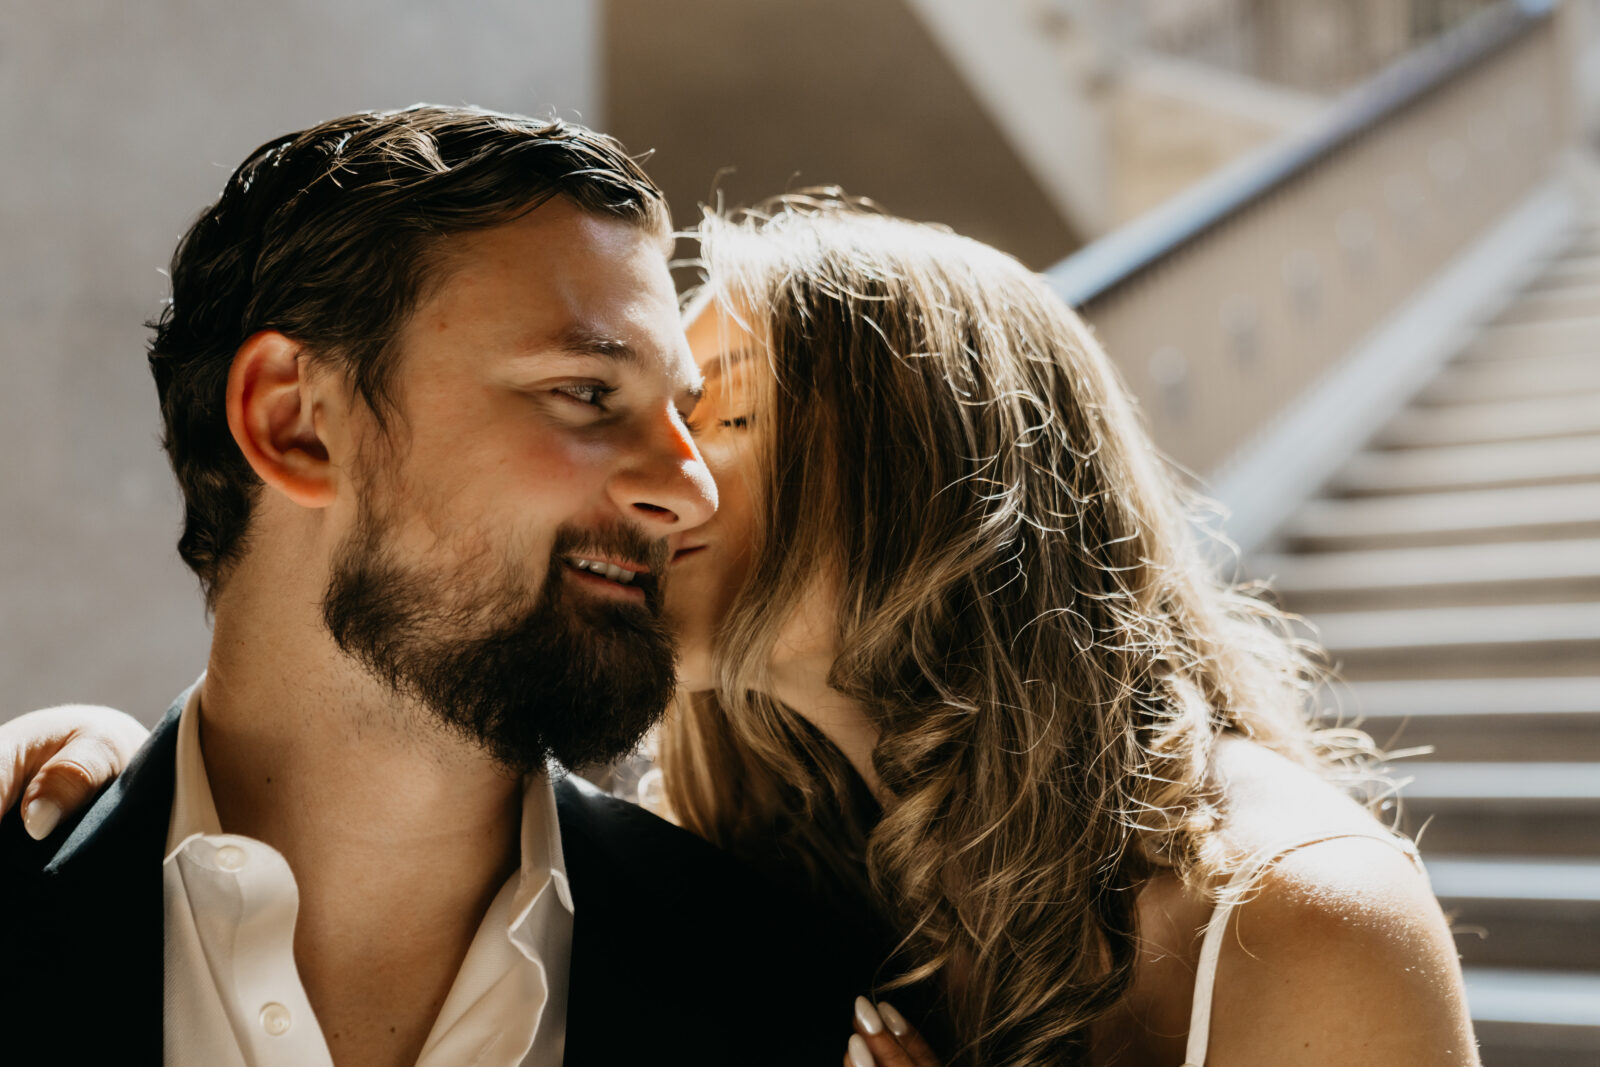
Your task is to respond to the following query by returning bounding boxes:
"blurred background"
[3,2,1597,1060]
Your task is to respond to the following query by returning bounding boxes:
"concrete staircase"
[1250,216,1600,1065]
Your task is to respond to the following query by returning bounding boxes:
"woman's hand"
[845,997,941,1067]
[0,705,149,839]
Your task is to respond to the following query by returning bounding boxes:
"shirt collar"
[508,766,575,953]
[164,676,221,860]
[162,672,574,923]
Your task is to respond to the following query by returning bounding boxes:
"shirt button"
[215,845,247,872]
[260,1002,292,1036]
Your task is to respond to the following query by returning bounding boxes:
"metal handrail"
[1048,0,1558,308]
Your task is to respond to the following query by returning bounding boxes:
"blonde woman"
[3,198,1474,1066]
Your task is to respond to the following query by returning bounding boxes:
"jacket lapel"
[45,698,182,877]
[1,699,182,1054]
[552,775,614,1065]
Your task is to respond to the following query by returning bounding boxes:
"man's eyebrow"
[552,326,641,365]
[551,324,705,402]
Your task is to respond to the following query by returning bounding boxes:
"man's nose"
[608,406,718,532]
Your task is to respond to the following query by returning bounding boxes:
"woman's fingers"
[845,997,942,1067]
[21,733,117,839]
[875,1001,941,1066]
[0,708,81,821]
[0,705,149,840]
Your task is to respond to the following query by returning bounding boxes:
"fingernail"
[847,1033,875,1067]
[854,994,884,1036]
[23,798,61,841]
[878,1001,910,1038]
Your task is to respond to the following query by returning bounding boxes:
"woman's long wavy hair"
[659,196,1379,1066]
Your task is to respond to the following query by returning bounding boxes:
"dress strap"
[1180,830,1421,1067]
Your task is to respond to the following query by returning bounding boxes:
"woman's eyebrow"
[700,347,753,382]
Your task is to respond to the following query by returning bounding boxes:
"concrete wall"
[0,0,597,725]
[603,0,1082,272]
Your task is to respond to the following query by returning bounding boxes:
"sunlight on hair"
[659,192,1392,1066]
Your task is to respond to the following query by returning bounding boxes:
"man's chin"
[565,595,658,635]
[328,597,674,776]
[324,514,676,775]
[465,601,679,773]
[561,576,666,632]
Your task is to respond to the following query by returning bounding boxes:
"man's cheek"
[518,436,616,499]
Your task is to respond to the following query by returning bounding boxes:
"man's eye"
[556,383,616,408]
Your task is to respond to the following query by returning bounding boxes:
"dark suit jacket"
[0,698,879,1065]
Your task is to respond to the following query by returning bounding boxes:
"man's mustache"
[551,522,672,608]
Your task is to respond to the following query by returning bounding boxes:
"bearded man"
[0,106,868,1066]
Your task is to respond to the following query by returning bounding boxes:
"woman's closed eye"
[685,412,756,436]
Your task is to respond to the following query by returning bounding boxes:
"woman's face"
[667,295,872,784]
[668,298,845,705]
[666,301,765,692]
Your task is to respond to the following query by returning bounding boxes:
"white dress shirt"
[162,680,574,1065]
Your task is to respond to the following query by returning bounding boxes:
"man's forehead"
[420,198,667,299]
[416,208,684,347]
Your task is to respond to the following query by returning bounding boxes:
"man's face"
[322,197,715,773]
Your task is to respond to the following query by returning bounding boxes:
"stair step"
[1466,968,1600,1065]
[1519,279,1600,312]
[1533,251,1600,287]
[1431,854,1600,901]
[1232,217,1600,1066]
[1419,353,1600,405]
[1396,762,1600,855]
[1495,287,1600,325]
[1255,539,1600,611]
[1340,677,1600,717]
[1330,436,1600,496]
[1405,761,1600,801]
[1310,602,1600,680]
[1465,315,1600,362]
[1558,229,1600,259]
[1522,268,1600,295]
[1330,677,1600,760]
[1376,393,1600,447]
[1558,228,1600,259]
[1431,856,1600,970]
[1279,484,1600,551]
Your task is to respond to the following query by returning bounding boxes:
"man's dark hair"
[148,104,669,605]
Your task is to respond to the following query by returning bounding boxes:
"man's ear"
[226,330,338,509]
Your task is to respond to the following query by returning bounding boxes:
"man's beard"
[322,501,678,775]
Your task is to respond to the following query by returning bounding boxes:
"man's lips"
[564,559,649,601]
[566,554,651,580]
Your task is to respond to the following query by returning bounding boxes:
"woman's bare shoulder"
[1209,733,1382,847]
[1202,737,1478,1066]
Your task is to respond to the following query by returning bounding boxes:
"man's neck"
[200,588,528,1065]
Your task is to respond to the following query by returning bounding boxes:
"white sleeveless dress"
[1179,831,1425,1067]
